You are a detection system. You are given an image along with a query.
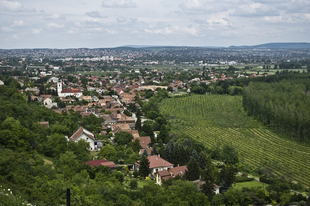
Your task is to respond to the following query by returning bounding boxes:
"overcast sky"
[0,0,309,49]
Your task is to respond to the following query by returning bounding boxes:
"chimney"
[158,154,160,157]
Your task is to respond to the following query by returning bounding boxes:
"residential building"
[69,127,97,150]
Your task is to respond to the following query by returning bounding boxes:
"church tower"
[57,80,62,96]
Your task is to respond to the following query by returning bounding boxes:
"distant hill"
[229,42,310,49]
[120,45,162,48]
[118,43,310,50]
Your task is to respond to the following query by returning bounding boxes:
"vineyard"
[160,95,310,186]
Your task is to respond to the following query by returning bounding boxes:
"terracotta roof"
[193,179,205,189]
[148,155,173,169]
[158,170,171,178]
[170,166,187,177]
[69,126,95,141]
[112,124,131,133]
[61,88,82,93]
[85,159,116,168]
[131,131,140,138]
[135,136,151,149]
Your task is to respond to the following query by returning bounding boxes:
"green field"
[234,181,267,190]
[160,95,310,186]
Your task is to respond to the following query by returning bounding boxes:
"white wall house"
[43,97,53,105]
[69,127,96,150]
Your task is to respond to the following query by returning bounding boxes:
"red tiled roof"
[158,170,171,177]
[135,136,151,149]
[85,159,116,168]
[148,155,173,169]
[170,166,187,177]
[69,126,95,141]
[61,88,82,93]
[162,176,173,180]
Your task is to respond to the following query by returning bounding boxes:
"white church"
[57,80,83,98]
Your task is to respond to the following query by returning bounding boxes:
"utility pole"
[66,187,70,206]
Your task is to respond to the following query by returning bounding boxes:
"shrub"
[129,180,138,190]
[259,176,274,184]
[235,176,254,182]
[133,170,139,178]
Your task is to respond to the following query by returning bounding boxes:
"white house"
[43,97,53,105]
[69,127,97,150]
[0,80,4,85]
[47,77,59,83]
[156,166,187,185]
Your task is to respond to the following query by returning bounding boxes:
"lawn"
[234,181,267,190]
[123,176,156,190]
[138,180,155,188]
[90,151,99,157]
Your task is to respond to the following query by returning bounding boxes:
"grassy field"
[159,95,310,186]
[234,181,267,190]
[123,176,155,190]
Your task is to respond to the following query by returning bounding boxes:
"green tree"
[220,164,236,192]
[165,139,174,163]
[56,151,80,179]
[129,179,138,190]
[146,110,158,120]
[114,131,133,145]
[158,124,170,144]
[128,138,142,152]
[220,144,239,165]
[140,123,154,141]
[185,158,200,181]
[135,116,141,132]
[201,155,218,200]
[98,144,117,161]
[139,155,151,178]
[43,133,68,157]
[198,151,208,170]
[151,144,159,155]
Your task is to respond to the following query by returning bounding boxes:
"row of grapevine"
[181,126,310,186]
[160,95,310,186]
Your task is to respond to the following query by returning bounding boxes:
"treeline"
[189,71,310,96]
[243,74,310,143]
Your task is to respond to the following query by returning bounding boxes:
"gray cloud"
[232,3,280,17]
[0,0,36,12]
[102,0,136,8]
[44,13,66,20]
[85,11,106,18]
[177,0,231,14]
[0,0,309,49]
[117,16,126,23]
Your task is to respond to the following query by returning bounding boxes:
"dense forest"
[242,74,310,143]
